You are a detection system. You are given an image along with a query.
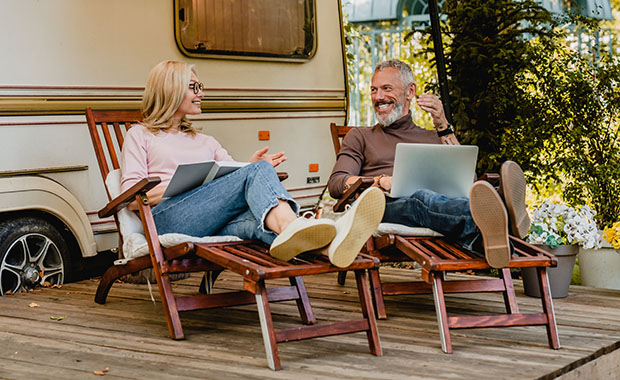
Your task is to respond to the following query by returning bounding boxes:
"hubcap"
[0,233,64,295]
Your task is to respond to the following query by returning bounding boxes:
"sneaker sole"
[469,181,510,268]
[328,187,385,268]
[269,223,336,262]
[501,161,530,238]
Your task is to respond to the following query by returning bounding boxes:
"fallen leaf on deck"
[50,315,66,321]
[5,290,12,295]
[51,284,62,289]
[42,281,52,288]
[93,368,109,376]
[28,302,40,308]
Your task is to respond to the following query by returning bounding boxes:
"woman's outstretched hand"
[249,146,287,167]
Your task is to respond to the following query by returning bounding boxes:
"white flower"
[527,201,602,248]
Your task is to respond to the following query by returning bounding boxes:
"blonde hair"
[141,60,198,135]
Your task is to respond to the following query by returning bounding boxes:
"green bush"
[443,0,559,175]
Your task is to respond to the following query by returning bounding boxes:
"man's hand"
[249,147,287,167]
[417,93,460,145]
[416,93,449,130]
[376,175,392,192]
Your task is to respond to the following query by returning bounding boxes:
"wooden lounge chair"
[83,108,383,370]
[327,122,561,353]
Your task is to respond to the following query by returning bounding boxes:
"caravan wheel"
[0,217,70,295]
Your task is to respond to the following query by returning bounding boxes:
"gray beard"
[375,102,405,127]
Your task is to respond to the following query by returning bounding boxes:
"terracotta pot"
[578,242,620,290]
[521,244,579,298]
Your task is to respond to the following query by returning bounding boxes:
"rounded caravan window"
[174,0,317,61]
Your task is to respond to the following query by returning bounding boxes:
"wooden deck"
[0,267,619,379]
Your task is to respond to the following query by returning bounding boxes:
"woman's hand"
[249,147,287,167]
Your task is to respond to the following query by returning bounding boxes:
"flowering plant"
[603,222,620,249]
[526,201,601,249]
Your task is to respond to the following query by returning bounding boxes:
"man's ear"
[405,82,417,102]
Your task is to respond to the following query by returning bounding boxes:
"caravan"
[0,0,348,292]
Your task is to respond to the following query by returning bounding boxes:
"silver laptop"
[390,143,479,199]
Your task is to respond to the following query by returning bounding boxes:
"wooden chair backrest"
[330,122,376,155]
[86,108,142,199]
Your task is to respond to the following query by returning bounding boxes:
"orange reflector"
[309,163,319,172]
[258,131,270,140]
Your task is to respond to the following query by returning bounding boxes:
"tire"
[0,217,71,295]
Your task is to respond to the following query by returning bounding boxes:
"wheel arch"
[0,176,97,258]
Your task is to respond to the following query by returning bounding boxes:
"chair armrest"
[333,177,375,212]
[277,172,288,181]
[98,177,161,218]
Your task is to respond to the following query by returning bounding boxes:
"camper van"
[0,0,348,294]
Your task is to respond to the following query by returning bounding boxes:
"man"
[327,59,530,268]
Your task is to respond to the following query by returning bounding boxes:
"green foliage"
[513,15,620,228]
[442,0,620,227]
[442,0,560,174]
[550,53,620,228]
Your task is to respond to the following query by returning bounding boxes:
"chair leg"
[94,266,122,305]
[289,276,316,325]
[538,268,561,349]
[94,256,152,304]
[369,267,387,320]
[354,269,383,356]
[431,272,452,353]
[255,283,281,370]
[156,272,185,340]
[337,271,347,286]
[499,268,519,314]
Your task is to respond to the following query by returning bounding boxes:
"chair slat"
[113,122,125,150]
[101,122,120,171]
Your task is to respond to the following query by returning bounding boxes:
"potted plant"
[578,221,620,290]
[522,201,601,298]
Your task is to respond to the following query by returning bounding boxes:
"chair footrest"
[448,313,548,329]
[381,278,507,295]
[176,286,300,312]
[275,319,370,343]
[393,235,557,273]
[195,241,379,282]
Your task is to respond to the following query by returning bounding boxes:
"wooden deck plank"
[0,267,618,379]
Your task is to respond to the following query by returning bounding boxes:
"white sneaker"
[328,187,385,268]
[270,217,336,262]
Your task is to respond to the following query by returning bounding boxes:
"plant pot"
[578,242,620,290]
[522,244,579,298]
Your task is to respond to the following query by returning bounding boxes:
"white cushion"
[123,232,241,259]
[106,170,144,237]
[105,169,240,260]
[373,223,444,238]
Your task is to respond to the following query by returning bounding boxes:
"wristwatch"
[437,125,455,137]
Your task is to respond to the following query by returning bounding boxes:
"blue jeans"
[152,160,299,245]
[382,189,480,253]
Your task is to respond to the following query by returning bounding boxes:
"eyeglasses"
[189,82,204,95]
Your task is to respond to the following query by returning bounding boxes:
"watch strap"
[437,126,455,137]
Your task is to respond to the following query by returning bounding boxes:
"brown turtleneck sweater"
[327,112,441,198]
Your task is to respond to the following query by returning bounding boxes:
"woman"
[121,60,384,267]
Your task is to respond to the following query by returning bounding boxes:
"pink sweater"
[120,124,234,193]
